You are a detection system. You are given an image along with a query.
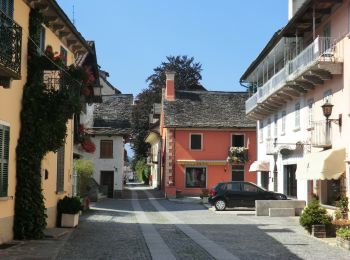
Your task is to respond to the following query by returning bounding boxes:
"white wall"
[82,135,125,192]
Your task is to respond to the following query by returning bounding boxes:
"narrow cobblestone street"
[54,185,350,260]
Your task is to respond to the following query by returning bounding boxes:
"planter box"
[61,213,79,227]
[202,197,209,204]
[312,224,326,238]
[336,236,350,250]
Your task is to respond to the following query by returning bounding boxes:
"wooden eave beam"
[274,93,293,101]
[282,89,300,97]
[294,80,315,90]
[301,75,324,85]
[309,70,332,80]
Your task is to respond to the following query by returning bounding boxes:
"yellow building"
[0,0,92,243]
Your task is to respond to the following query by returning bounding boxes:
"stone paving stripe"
[144,190,240,260]
[131,191,176,260]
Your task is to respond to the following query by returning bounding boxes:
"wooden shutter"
[0,0,14,18]
[0,125,10,197]
[56,145,65,192]
[100,140,113,158]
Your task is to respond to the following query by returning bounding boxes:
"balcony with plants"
[0,10,22,87]
[245,36,343,119]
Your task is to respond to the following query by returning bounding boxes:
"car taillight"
[210,189,217,196]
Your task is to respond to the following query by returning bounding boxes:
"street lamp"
[321,102,342,127]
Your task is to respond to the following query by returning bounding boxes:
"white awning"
[296,147,345,180]
[249,160,270,172]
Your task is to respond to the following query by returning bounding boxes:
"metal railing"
[245,37,341,114]
[0,11,22,78]
[311,120,332,148]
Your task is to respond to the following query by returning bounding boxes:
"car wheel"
[214,199,226,211]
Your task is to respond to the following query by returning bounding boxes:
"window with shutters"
[0,0,14,18]
[56,145,65,192]
[100,140,113,158]
[60,46,67,65]
[0,124,10,197]
[231,134,245,147]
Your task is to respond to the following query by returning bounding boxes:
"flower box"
[61,213,79,228]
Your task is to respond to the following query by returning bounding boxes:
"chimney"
[165,71,175,101]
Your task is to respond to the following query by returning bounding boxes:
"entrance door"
[285,164,297,197]
[100,171,114,198]
[261,171,269,190]
[232,165,244,181]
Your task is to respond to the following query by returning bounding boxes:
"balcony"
[246,37,343,119]
[310,120,332,148]
[0,11,22,87]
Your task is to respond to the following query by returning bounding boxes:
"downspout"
[172,128,176,187]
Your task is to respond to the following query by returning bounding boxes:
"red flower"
[82,139,96,153]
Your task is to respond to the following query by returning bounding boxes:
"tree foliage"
[131,55,203,162]
[74,159,94,197]
[135,159,150,184]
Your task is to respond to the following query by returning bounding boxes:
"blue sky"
[57,0,288,96]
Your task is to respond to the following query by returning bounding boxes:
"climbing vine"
[14,9,83,239]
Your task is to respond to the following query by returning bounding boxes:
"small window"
[39,26,46,54]
[0,124,10,197]
[232,134,244,147]
[267,118,271,139]
[307,98,314,128]
[274,114,278,137]
[281,111,286,135]
[259,120,264,142]
[190,134,202,150]
[100,140,113,158]
[295,102,300,129]
[60,46,68,65]
[185,167,206,188]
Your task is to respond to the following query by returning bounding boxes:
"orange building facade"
[160,72,257,197]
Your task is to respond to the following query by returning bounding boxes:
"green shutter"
[0,125,9,197]
[56,145,65,192]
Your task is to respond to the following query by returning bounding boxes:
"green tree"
[74,159,94,196]
[135,159,150,184]
[131,55,204,161]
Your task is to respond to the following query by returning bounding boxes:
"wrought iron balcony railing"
[0,11,22,79]
[311,120,332,148]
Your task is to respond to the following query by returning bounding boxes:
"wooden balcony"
[246,37,343,119]
[0,11,22,87]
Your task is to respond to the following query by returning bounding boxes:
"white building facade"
[242,0,350,209]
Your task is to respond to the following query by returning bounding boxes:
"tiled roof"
[91,94,133,135]
[163,91,256,128]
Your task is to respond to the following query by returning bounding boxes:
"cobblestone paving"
[156,196,350,260]
[56,199,151,260]
[4,185,350,260]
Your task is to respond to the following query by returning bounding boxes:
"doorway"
[284,164,297,197]
[261,171,269,190]
[232,165,244,181]
[100,171,114,198]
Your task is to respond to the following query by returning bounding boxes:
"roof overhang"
[240,0,343,82]
[25,0,91,56]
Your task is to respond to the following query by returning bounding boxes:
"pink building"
[160,72,257,197]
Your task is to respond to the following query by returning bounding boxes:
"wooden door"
[100,171,114,198]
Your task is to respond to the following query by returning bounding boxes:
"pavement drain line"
[144,191,240,260]
[131,191,176,260]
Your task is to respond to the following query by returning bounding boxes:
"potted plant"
[336,227,350,250]
[200,188,209,204]
[57,196,83,227]
[299,198,332,238]
[226,146,248,164]
[337,196,349,219]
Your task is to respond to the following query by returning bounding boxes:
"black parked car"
[208,181,287,211]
